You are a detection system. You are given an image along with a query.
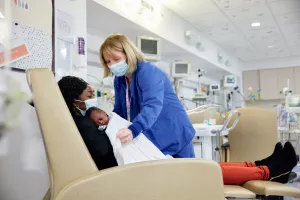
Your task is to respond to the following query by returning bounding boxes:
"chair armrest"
[55,159,225,200]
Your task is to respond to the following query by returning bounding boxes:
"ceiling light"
[251,22,260,27]
[185,30,191,38]
[268,45,275,48]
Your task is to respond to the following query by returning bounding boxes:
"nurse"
[99,34,195,158]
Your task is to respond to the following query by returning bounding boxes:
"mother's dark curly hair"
[58,76,88,115]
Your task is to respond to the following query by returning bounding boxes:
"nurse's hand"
[116,128,133,144]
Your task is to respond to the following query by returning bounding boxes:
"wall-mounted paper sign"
[0,39,30,67]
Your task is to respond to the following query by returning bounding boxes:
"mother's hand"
[116,128,133,144]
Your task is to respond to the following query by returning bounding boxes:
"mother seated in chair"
[58,76,118,170]
[58,75,297,185]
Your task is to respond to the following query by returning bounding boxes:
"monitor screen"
[226,77,235,84]
[288,97,300,108]
[140,39,158,55]
[211,85,219,90]
[175,64,188,74]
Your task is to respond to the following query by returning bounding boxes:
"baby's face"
[90,110,109,126]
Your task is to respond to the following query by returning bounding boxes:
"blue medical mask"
[109,60,129,77]
[84,98,99,109]
[75,98,99,115]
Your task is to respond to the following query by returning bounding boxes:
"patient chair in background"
[187,107,300,199]
[188,108,257,199]
[187,105,223,125]
[224,107,300,199]
[27,68,225,200]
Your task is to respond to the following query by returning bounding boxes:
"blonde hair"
[99,34,145,77]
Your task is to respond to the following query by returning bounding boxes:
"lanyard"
[125,79,131,122]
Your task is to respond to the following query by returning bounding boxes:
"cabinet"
[277,67,294,99]
[294,67,300,94]
[259,69,279,100]
[243,70,259,100]
[243,67,300,100]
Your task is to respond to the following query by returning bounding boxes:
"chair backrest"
[27,69,98,199]
[57,159,225,200]
[216,112,223,125]
[226,107,278,162]
[188,107,217,124]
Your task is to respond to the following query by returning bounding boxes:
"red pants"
[219,162,270,185]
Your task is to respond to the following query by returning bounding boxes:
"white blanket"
[105,112,168,165]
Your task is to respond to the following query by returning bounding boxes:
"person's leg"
[221,141,297,185]
[219,162,256,167]
[221,165,270,185]
[173,141,195,158]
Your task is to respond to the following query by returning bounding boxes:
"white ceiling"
[87,0,229,80]
[164,0,300,61]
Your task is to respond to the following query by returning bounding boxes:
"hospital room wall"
[0,0,53,199]
[6,0,88,98]
[87,33,220,110]
[246,99,281,112]
[0,1,87,200]
[55,0,87,81]
[93,0,243,77]
[87,66,218,110]
[4,0,52,97]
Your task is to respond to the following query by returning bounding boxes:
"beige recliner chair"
[188,108,257,199]
[27,68,225,200]
[224,107,300,199]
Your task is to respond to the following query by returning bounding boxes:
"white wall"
[245,100,281,112]
[92,0,243,77]
[4,0,52,97]
[87,32,222,109]
[0,1,88,200]
[55,0,87,80]
[86,32,105,86]
[243,55,300,71]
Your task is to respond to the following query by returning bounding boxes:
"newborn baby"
[86,108,170,165]
[85,107,109,130]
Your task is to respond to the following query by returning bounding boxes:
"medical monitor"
[172,61,191,78]
[137,36,161,61]
[286,95,300,113]
[223,75,237,88]
[210,84,220,91]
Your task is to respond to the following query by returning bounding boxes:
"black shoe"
[268,142,297,183]
[288,171,298,182]
[255,142,283,166]
[283,141,298,169]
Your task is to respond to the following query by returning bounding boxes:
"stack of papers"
[105,112,168,165]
